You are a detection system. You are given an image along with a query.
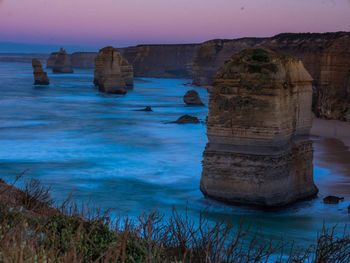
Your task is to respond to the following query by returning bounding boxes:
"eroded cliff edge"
[121,44,199,78]
[200,47,318,207]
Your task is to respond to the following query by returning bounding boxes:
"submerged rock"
[200,47,318,207]
[52,48,73,73]
[136,106,152,112]
[32,59,49,85]
[94,46,133,94]
[171,115,200,124]
[183,90,204,106]
[323,196,344,204]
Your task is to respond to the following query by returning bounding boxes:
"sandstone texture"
[94,46,133,94]
[122,44,198,78]
[183,90,204,106]
[192,38,265,86]
[52,48,73,73]
[70,52,97,68]
[32,59,49,85]
[263,32,350,121]
[200,47,318,207]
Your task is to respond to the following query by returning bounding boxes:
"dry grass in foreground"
[0,176,349,263]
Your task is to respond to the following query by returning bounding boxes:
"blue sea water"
[0,61,349,250]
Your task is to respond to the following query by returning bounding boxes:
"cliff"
[263,32,350,121]
[200,47,318,207]
[70,52,97,68]
[52,48,73,73]
[94,46,133,94]
[192,38,265,86]
[122,44,199,78]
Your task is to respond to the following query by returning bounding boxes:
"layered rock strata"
[52,48,73,73]
[263,32,350,121]
[32,59,49,85]
[94,46,133,94]
[46,52,58,68]
[122,44,199,78]
[192,38,265,86]
[200,47,318,207]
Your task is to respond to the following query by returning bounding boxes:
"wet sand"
[311,117,350,198]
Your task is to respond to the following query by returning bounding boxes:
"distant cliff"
[262,32,350,121]
[192,38,266,86]
[121,44,199,79]
[47,52,97,69]
[70,52,97,68]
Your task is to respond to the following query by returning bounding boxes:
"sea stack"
[52,48,73,73]
[200,47,318,207]
[94,46,133,94]
[32,59,49,85]
[183,90,204,105]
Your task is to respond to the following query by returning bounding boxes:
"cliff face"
[122,44,198,78]
[52,48,73,73]
[200,47,318,207]
[263,32,350,121]
[70,52,97,68]
[94,46,133,94]
[32,59,49,85]
[192,38,265,86]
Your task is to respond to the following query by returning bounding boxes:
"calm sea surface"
[0,61,349,249]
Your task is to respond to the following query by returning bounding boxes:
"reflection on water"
[0,61,349,249]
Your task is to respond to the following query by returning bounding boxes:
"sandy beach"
[311,117,350,197]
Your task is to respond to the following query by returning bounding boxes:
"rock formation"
[170,115,200,124]
[94,46,133,94]
[136,106,152,112]
[263,32,350,121]
[323,196,344,204]
[46,52,58,68]
[32,59,49,85]
[120,57,134,87]
[122,44,199,78]
[200,47,318,207]
[183,90,204,106]
[192,38,265,86]
[70,52,97,68]
[52,48,73,73]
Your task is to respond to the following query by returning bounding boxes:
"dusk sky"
[1,0,350,48]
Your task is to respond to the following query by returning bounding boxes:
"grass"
[0,176,349,262]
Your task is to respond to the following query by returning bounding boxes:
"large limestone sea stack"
[32,59,49,85]
[52,48,73,73]
[200,47,318,207]
[94,46,134,94]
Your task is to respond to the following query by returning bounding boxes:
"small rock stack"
[94,46,134,94]
[32,59,49,85]
[52,48,73,73]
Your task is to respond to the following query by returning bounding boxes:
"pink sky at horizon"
[0,0,350,47]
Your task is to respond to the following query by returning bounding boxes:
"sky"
[0,0,350,50]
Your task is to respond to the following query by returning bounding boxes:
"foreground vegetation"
[0,177,349,262]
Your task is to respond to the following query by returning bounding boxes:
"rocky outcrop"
[70,52,97,68]
[323,196,344,204]
[263,32,350,121]
[200,47,318,207]
[32,59,49,85]
[183,90,204,106]
[170,115,200,124]
[52,48,73,73]
[122,44,199,78]
[46,52,58,68]
[120,57,134,87]
[94,46,133,94]
[192,38,265,86]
